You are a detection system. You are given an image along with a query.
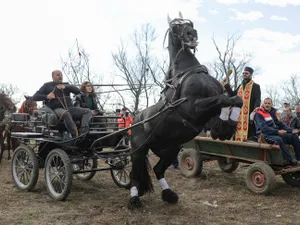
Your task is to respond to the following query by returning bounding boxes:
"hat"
[116,109,121,113]
[122,107,127,111]
[244,67,254,74]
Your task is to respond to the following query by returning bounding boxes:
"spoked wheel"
[44,148,73,201]
[217,158,239,173]
[73,158,97,181]
[245,162,276,195]
[281,171,300,187]
[11,144,39,191]
[178,148,202,178]
[110,156,131,189]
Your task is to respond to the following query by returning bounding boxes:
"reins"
[90,97,187,159]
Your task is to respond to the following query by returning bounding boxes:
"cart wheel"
[73,158,97,181]
[179,148,202,178]
[11,144,39,191]
[44,148,73,201]
[110,156,131,189]
[217,158,239,173]
[245,162,276,194]
[281,172,300,187]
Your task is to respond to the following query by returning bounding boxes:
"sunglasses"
[242,72,250,75]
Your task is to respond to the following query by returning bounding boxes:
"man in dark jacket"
[222,66,261,141]
[32,70,92,138]
[254,97,300,165]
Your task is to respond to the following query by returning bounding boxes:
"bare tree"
[61,39,109,109]
[207,32,257,90]
[264,84,282,109]
[281,74,300,107]
[0,83,21,104]
[112,24,164,112]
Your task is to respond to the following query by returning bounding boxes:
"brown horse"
[0,92,16,162]
[5,96,38,161]
[18,95,37,116]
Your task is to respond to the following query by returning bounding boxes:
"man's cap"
[244,66,254,74]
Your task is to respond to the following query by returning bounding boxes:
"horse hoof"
[162,189,179,204]
[127,196,143,210]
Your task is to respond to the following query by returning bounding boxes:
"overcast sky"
[1,0,299,107]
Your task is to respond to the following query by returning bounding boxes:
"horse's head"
[0,93,16,113]
[167,12,198,49]
[20,95,37,115]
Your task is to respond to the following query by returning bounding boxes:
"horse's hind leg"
[152,146,181,204]
[128,143,153,209]
[6,130,11,160]
[0,133,4,163]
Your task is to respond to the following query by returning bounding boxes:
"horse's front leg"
[152,146,181,204]
[195,95,243,140]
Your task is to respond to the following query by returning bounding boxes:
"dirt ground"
[1,151,300,225]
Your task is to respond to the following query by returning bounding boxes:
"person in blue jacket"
[254,97,300,165]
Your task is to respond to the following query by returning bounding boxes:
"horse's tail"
[138,156,154,196]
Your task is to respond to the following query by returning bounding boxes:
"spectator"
[281,102,291,118]
[282,107,300,131]
[295,105,300,121]
[254,97,300,165]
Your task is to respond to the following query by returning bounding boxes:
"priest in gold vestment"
[223,67,261,141]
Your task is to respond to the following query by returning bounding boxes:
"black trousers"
[53,107,92,137]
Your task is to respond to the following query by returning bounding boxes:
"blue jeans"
[266,133,300,161]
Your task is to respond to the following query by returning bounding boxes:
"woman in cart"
[74,81,103,115]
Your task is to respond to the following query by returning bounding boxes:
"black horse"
[127,13,243,209]
[0,92,16,162]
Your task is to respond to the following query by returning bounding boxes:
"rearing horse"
[127,13,243,209]
[0,92,16,163]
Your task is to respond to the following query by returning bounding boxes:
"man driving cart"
[32,70,92,138]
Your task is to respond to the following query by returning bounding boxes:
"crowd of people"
[220,66,300,166]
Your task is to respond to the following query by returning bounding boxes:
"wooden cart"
[179,136,300,194]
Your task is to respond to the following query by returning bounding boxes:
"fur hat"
[244,66,254,74]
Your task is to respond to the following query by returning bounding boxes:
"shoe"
[290,158,300,166]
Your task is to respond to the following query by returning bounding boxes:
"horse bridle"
[163,19,196,48]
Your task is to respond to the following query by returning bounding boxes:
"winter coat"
[254,106,292,136]
[33,82,80,110]
[74,93,98,110]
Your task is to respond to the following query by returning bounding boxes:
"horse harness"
[160,65,209,133]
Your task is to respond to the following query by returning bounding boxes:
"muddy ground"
[1,151,300,225]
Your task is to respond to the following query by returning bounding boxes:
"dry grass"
[1,151,300,225]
